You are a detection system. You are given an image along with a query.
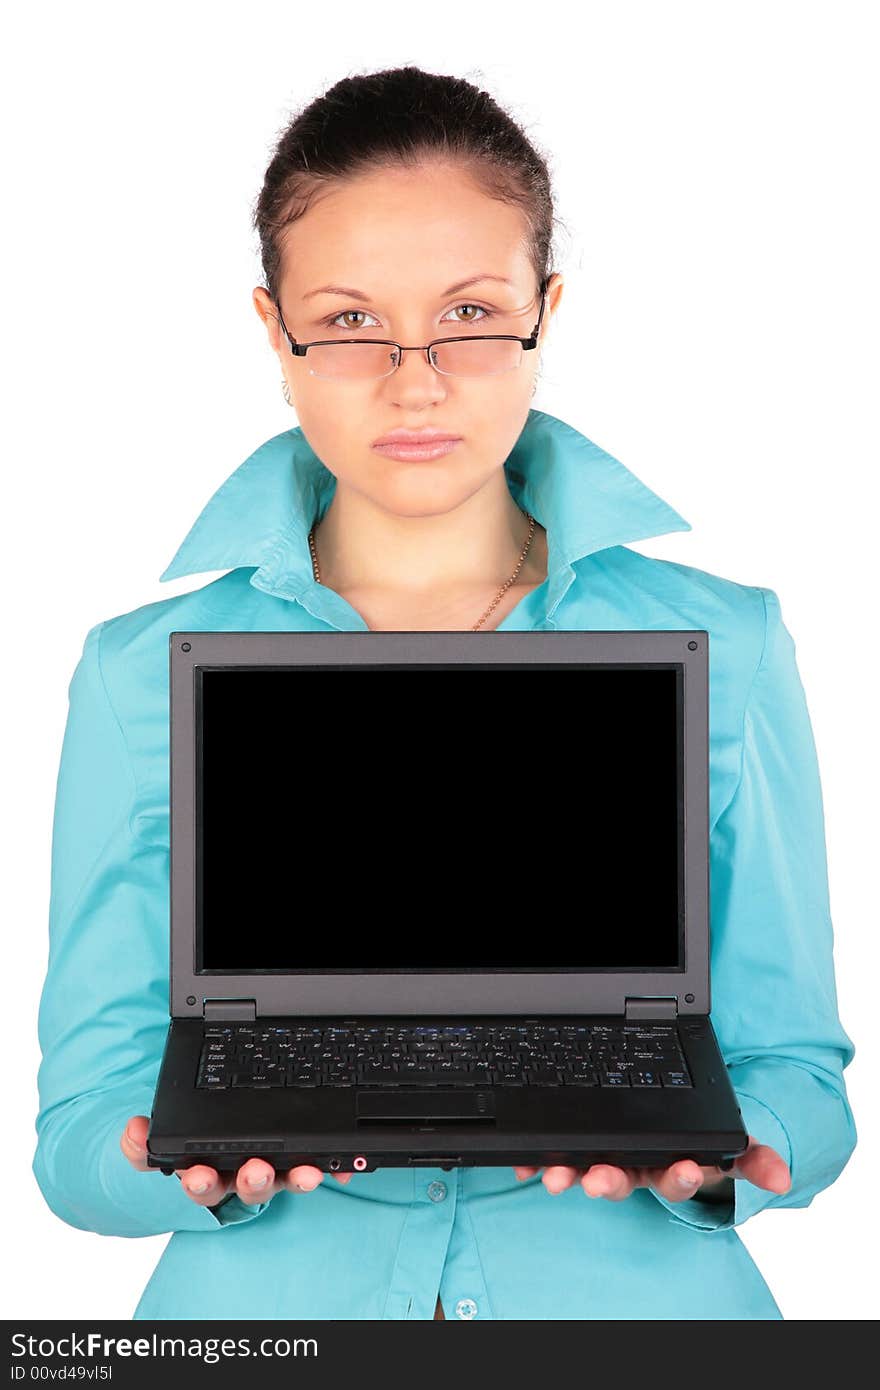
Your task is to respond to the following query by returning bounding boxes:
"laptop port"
[328,1157,342,1171]
[408,1156,461,1166]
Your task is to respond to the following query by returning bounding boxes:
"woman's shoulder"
[92,566,307,668]
[583,543,767,608]
[74,568,292,734]
[568,544,770,646]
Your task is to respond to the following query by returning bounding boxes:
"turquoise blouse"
[32,409,857,1320]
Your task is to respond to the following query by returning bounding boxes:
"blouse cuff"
[647,1087,792,1233]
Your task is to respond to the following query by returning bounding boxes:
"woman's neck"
[311,473,548,600]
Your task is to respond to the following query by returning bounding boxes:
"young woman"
[33,65,856,1321]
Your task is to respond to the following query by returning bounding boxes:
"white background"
[3,0,876,1321]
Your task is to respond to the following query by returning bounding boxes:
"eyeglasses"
[271,277,548,381]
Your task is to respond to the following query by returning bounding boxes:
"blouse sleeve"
[32,621,272,1235]
[649,587,858,1232]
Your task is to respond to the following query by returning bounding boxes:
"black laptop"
[146,630,748,1177]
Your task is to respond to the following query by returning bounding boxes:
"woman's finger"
[175,1163,230,1204]
[276,1164,325,1193]
[233,1159,277,1204]
[542,1165,585,1194]
[643,1159,707,1202]
[728,1137,792,1193]
[580,1165,640,1199]
[120,1116,151,1171]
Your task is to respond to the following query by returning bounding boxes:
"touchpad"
[356,1089,496,1123]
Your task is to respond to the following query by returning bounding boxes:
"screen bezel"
[169,630,710,1017]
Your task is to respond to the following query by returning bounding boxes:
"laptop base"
[146,1014,749,1175]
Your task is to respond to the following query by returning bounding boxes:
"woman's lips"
[372,439,462,461]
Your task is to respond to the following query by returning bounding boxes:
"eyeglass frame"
[270,275,549,378]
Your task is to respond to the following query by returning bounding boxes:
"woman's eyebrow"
[302,274,514,302]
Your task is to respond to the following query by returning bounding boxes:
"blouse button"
[455,1298,478,1319]
[427,1181,447,1202]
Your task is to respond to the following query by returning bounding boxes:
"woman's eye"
[325,309,379,330]
[442,303,489,324]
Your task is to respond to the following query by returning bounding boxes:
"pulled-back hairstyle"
[252,65,565,309]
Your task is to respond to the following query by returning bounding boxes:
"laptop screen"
[195,664,685,974]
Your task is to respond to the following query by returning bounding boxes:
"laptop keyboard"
[196,1022,694,1090]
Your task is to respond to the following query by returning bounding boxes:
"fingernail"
[676,1175,697,1189]
[247,1173,269,1189]
[295,1181,316,1192]
[188,1181,209,1194]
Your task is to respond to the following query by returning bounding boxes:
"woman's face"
[253,161,563,520]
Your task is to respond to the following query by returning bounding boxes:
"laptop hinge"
[203,998,256,1021]
[624,996,678,1021]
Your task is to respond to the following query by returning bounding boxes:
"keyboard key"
[359,1071,477,1086]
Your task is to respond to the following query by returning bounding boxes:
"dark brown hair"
[251,64,565,307]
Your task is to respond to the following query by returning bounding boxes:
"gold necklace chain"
[308,509,537,632]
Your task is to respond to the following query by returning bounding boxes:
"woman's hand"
[513,1135,791,1203]
[121,1115,355,1206]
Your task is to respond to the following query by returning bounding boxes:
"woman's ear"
[253,286,283,354]
[542,273,564,342]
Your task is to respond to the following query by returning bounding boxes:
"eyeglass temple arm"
[526,278,548,348]
[273,301,295,352]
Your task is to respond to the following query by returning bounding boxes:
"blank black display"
[197,665,684,972]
